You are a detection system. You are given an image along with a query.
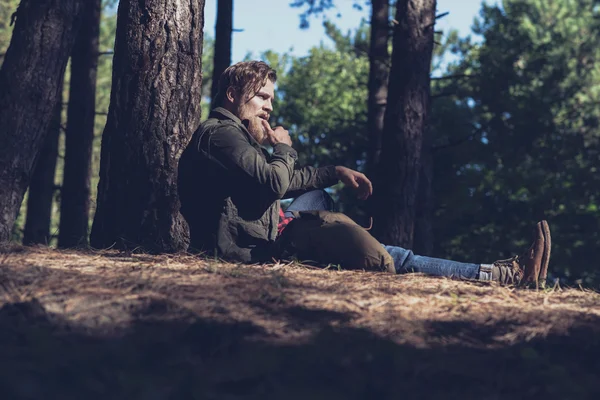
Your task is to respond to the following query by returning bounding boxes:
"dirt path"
[2,246,600,399]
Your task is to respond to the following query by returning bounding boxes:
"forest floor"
[1,245,600,399]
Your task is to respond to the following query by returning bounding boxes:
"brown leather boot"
[488,220,551,288]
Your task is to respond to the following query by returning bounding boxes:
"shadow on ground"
[1,296,599,400]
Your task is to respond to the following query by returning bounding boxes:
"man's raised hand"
[335,166,373,200]
[262,120,292,147]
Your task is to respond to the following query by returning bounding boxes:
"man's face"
[231,79,275,145]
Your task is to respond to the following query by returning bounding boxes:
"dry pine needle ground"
[1,245,599,399]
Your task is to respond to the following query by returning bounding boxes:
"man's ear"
[225,87,237,103]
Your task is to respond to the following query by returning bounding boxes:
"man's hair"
[213,61,277,108]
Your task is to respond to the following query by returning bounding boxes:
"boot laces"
[493,256,524,284]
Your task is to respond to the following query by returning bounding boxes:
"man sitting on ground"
[178,61,551,288]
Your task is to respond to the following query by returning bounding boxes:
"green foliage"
[0,0,19,63]
[432,0,600,285]
[200,34,214,119]
[289,0,370,29]
[274,21,370,216]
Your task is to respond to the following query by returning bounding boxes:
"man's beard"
[236,105,266,144]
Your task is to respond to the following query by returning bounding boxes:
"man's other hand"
[335,166,373,200]
[262,120,292,147]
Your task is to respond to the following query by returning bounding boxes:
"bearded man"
[178,61,551,287]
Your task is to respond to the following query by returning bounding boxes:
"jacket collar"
[209,107,243,126]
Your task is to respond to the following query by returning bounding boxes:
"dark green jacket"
[178,107,338,262]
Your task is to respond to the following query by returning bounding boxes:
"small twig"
[431,74,475,81]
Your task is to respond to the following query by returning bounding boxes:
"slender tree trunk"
[371,0,436,248]
[0,0,83,243]
[413,137,434,255]
[90,0,205,252]
[210,0,233,106]
[58,0,102,248]
[367,0,390,171]
[22,94,63,245]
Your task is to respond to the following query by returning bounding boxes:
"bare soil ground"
[1,245,600,399]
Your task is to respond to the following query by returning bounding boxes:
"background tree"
[431,0,600,284]
[90,0,205,252]
[371,0,437,247]
[58,0,102,248]
[366,0,390,171]
[22,96,63,245]
[0,0,83,243]
[210,0,233,106]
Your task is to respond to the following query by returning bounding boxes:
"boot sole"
[539,220,551,288]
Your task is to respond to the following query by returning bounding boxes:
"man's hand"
[335,166,373,200]
[262,120,292,147]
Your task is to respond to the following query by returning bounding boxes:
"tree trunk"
[90,0,205,253]
[58,0,102,248]
[371,0,436,248]
[367,0,390,171]
[0,0,83,243]
[210,0,233,106]
[22,95,63,245]
[413,139,434,255]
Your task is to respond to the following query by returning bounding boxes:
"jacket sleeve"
[207,125,298,200]
[283,165,339,199]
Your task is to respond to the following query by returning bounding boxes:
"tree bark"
[22,95,63,246]
[371,0,436,248]
[58,0,102,248]
[90,0,205,252]
[0,0,83,243]
[210,0,233,106]
[413,139,434,255]
[367,0,390,171]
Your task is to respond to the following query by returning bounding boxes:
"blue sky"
[203,0,497,62]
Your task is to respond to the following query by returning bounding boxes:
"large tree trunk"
[22,96,63,245]
[0,0,83,243]
[58,0,102,248]
[90,0,205,252]
[367,0,390,171]
[210,0,233,105]
[371,0,436,248]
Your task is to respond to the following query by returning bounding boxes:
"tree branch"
[432,126,486,151]
[431,74,476,81]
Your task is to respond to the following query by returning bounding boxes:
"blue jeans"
[284,190,480,279]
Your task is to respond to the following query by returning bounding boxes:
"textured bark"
[90,0,205,252]
[371,0,436,248]
[22,96,63,245]
[58,0,102,248]
[210,0,233,105]
[413,139,434,255]
[367,0,390,171]
[0,0,83,243]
